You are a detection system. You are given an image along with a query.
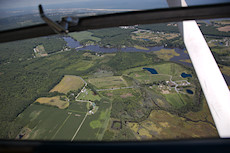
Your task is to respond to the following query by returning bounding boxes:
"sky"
[0,0,229,18]
[0,0,230,10]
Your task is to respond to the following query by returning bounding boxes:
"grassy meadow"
[35,96,69,109]
[153,49,180,61]
[88,76,128,89]
[69,31,101,42]
[50,75,84,94]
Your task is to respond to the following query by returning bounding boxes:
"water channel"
[63,36,230,85]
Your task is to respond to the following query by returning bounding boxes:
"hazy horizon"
[0,0,229,19]
[1,0,229,10]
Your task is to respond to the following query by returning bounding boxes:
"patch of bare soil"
[120,93,133,98]
[217,26,230,32]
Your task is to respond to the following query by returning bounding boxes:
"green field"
[78,88,101,101]
[69,31,101,42]
[15,102,88,140]
[164,93,186,108]
[128,70,170,84]
[65,60,95,71]
[100,88,140,101]
[153,49,180,61]
[88,76,127,89]
[50,75,84,94]
[73,102,111,141]
[15,89,111,141]
[124,63,191,84]
[35,96,69,109]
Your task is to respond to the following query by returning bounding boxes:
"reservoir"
[181,72,192,78]
[143,68,158,74]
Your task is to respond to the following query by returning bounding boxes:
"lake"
[143,68,158,74]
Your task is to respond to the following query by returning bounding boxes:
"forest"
[0,36,66,64]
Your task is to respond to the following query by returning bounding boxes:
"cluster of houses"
[119,25,138,29]
[88,102,96,115]
[155,80,191,94]
[208,37,230,47]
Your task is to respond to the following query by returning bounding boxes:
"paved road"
[75,76,87,100]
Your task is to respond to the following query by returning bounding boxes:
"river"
[63,36,230,85]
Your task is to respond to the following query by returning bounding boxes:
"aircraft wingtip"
[39,4,44,15]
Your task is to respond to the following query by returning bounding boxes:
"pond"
[186,89,194,94]
[181,72,192,78]
[143,68,158,74]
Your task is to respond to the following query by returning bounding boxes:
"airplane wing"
[0,3,230,43]
[167,0,230,138]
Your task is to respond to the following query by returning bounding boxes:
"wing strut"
[39,4,79,34]
[167,0,230,138]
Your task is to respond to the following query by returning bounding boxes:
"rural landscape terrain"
[0,9,230,141]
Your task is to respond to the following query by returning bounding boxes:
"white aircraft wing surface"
[167,0,230,138]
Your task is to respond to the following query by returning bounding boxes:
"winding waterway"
[63,36,230,85]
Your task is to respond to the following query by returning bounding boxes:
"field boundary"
[51,113,72,140]
[71,112,88,141]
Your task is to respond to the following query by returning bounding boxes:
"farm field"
[66,60,95,71]
[69,31,101,42]
[50,75,84,94]
[99,88,140,101]
[15,71,112,141]
[219,64,230,76]
[164,93,187,108]
[128,70,170,84]
[153,49,180,61]
[15,104,81,140]
[34,45,48,57]
[15,101,111,140]
[74,102,111,141]
[88,76,128,89]
[35,96,69,109]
